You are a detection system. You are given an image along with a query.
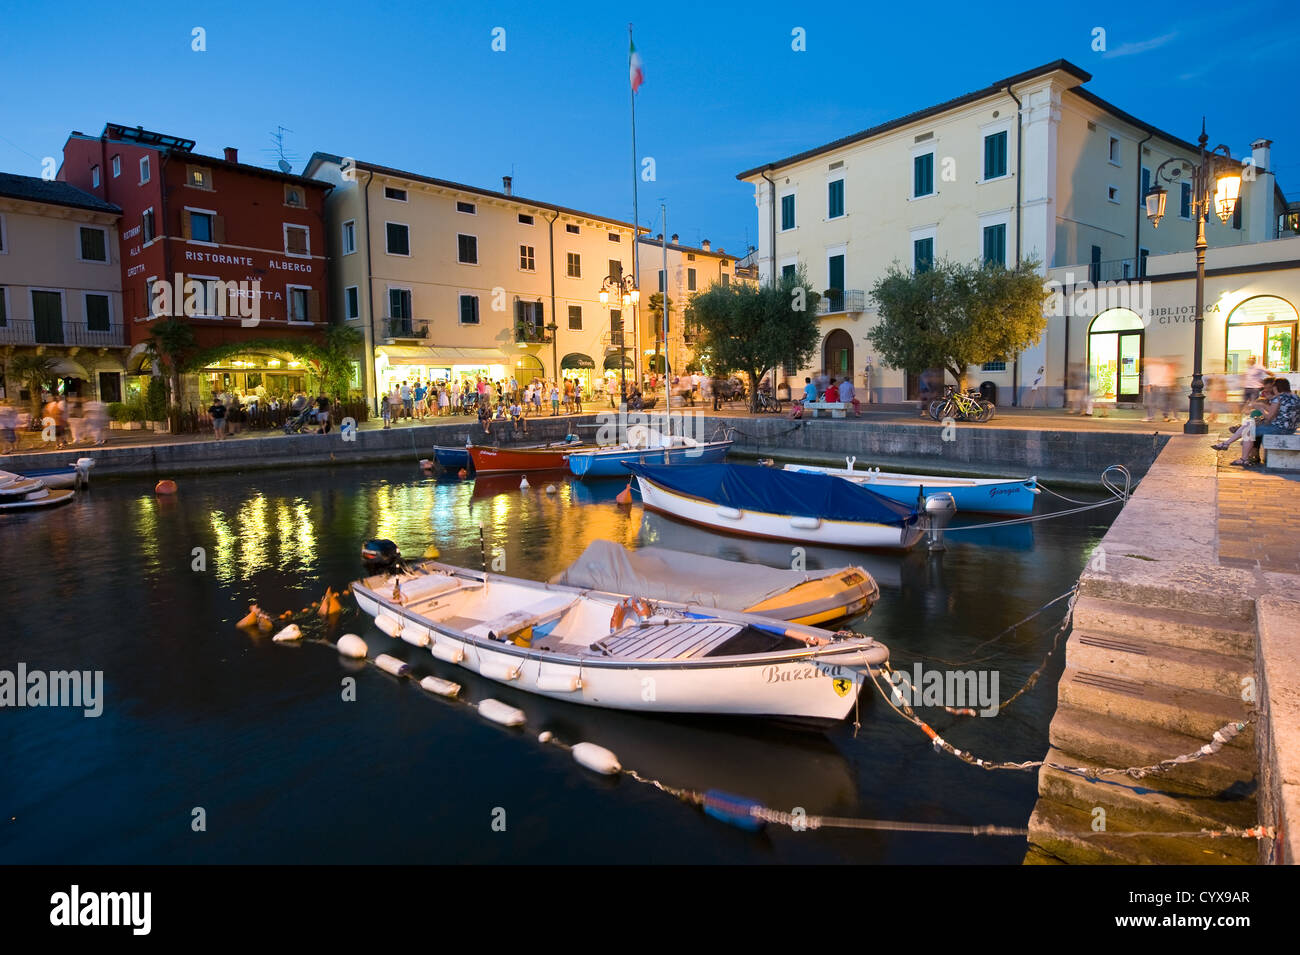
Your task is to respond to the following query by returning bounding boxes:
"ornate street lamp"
[1145,120,1244,434]
[599,273,639,406]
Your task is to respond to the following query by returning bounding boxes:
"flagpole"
[629,22,640,393]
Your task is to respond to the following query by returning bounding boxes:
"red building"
[59,123,334,402]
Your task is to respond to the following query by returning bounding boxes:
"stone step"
[1048,702,1257,796]
[1037,747,1257,863]
[1080,569,1256,622]
[1056,666,1256,742]
[1026,799,1253,865]
[1072,595,1255,656]
[1067,629,1254,696]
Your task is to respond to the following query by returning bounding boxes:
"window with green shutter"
[86,293,110,331]
[386,222,409,255]
[568,305,582,330]
[459,294,479,324]
[687,268,696,291]
[781,264,796,281]
[828,179,844,218]
[983,131,1007,180]
[781,194,795,230]
[982,224,1006,267]
[913,237,933,274]
[80,227,107,262]
[827,255,845,312]
[913,153,934,197]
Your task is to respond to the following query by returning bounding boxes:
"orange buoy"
[419,458,434,470]
[633,597,653,619]
[609,598,629,633]
[615,479,633,505]
[457,468,468,479]
[237,605,261,628]
[256,612,273,632]
[155,479,178,495]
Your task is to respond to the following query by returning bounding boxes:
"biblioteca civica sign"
[1150,303,1220,325]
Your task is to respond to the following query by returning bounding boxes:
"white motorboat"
[0,482,75,511]
[352,543,890,721]
[0,457,93,491]
[628,462,927,551]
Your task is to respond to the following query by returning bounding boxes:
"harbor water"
[0,462,1114,863]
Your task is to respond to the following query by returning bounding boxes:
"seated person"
[477,401,492,434]
[838,376,861,416]
[825,378,841,403]
[803,377,818,403]
[1237,378,1297,467]
[1213,380,1277,456]
[509,401,527,434]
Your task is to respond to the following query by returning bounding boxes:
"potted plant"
[144,378,169,431]
[125,399,146,430]
[106,402,128,429]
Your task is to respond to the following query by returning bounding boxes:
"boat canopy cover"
[627,462,919,526]
[553,540,851,610]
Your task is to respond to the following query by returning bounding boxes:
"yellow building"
[634,234,755,376]
[304,155,643,407]
[737,59,1293,405]
[0,172,126,405]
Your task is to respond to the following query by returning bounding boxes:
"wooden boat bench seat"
[594,620,744,660]
[463,592,580,640]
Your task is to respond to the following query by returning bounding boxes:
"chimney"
[1247,139,1276,242]
[701,239,710,251]
[718,247,725,254]
[671,233,679,243]
[502,175,512,195]
[656,233,663,240]
[223,146,238,163]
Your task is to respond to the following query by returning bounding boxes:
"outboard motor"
[361,539,408,574]
[923,493,957,551]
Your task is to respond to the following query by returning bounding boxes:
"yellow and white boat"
[552,540,879,627]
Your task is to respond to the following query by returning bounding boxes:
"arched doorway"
[1088,308,1144,403]
[1225,295,1296,373]
[823,329,853,379]
[512,353,544,384]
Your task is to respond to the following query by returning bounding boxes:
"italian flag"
[629,40,644,93]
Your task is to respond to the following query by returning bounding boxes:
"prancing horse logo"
[832,677,852,697]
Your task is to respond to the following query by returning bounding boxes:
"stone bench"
[804,401,848,419]
[1262,434,1300,471]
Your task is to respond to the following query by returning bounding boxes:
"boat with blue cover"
[783,458,1038,515]
[627,462,926,551]
[432,445,471,470]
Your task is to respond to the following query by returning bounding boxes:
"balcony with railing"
[514,322,551,345]
[817,289,867,315]
[1054,257,1144,283]
[381,317,430,341]
[0,320,126,348]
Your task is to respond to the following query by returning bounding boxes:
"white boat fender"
[536,674,583,692]
[545,484,557,495]
[400,626,431,648]
[419,675,461,698]
[537,731,554,744]
[430,642,465,664]
[790,515,821,530]
[337,634,369,659]
[374,653,409,677]
[272,624,303,642]
[572,742,621,775]
[520,476,530,489]
[479,660,522,681]
[717,506,742,520]
[76,457,95,470]
[374,614,403,638]
[478,698,526,727]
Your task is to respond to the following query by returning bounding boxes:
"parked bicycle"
[928,385,996,423]
[755,388,783,414]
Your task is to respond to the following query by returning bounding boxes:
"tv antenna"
[265,126,298,173]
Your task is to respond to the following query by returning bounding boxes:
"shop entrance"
[1088,309,1144,403]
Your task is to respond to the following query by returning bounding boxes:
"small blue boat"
[569,439,732,478]
[432,445,471,470]
[783,460,1038,515]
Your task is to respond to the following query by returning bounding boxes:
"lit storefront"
[374,346,513,395]
[560,353,595,392]
[199,354,309,402]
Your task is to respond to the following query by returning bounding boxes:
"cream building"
[634,234,755,377]
[0,172,126,406]
[304,154,642,407]
[737,59,1293,405]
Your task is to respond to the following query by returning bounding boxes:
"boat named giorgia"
[352,540,889,720]
[568,428,733,479]
[628,462,927,550]
[467,438,588,474]
[783,457,1038,515]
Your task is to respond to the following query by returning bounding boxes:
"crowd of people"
[0,396,110,452]
[1210,368,1297,467]
[790,373,861,418]
[379,376,605,431]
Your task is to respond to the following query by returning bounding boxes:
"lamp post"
[1144,121,1243,435]
[599,273,639,407]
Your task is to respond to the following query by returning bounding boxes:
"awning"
[604,353,634,370]
[377,345,511,366]
[561,352,595,369]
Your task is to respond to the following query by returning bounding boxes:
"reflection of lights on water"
[132,496,160,567]
[206,494,319,581]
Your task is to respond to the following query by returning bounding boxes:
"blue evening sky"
[3,0,1297,256]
